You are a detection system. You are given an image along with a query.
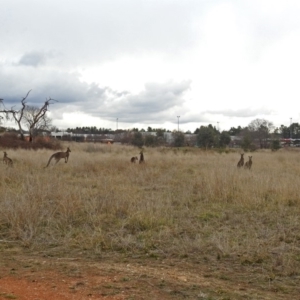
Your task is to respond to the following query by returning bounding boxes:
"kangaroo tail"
[45,154,54,168]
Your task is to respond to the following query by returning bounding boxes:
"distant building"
[229,136,242,148]
[49,131,197,146]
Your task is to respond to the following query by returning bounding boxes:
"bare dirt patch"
[0,249,297,300]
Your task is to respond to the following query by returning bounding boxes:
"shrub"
[0,133,61,150]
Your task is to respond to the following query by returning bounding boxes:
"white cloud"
[1,0,300,131]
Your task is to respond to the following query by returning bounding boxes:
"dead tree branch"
[0,91,57,141]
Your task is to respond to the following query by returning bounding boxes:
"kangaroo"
[237,153,244,168]
[139,151,145,164]
[45,147,71,167]
[130,156,138,163]
[3,152,13,167]
[244,156,252,170]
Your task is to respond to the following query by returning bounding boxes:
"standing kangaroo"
[45,147,71,167]
[139,151,145,164]
[237,153,244,168]
[3,152,13,167]
[244,156,252,170]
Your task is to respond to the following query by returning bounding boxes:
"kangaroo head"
[67,147,71,152]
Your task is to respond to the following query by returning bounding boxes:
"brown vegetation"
[0,144,300,299]
[0,132,62,150]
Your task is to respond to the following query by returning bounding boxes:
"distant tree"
[228,126,242,136]
[67,126,112,134]
[240,129,255,151]
[196,125,219,149]
[50,126,60,132]
[219,131,231,148]
[275,125,289,138]
[120,131,133,144]
[281,125,290,138]
[272,127,280,138]
[248,118,274,149]
[290,123,300,139]
[241,136,251,151]
[194,128,200,134]
[132,131,144,147]
[144,134,156,147]
[156,129,164,138]
[172,131,185,147]
[271,139,281,151]
[156,129,166,146]
[147,126,152,132]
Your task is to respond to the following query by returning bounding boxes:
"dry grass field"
[0,143,300,299]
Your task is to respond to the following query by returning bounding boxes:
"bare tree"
[23,105,53,140]
[0,91,31,139]
[0,90,57,142]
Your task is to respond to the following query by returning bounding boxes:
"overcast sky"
[1,0,300,132]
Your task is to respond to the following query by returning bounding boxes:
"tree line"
[127,119,297,150]
[0,91,297,150]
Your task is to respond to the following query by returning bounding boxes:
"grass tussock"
[0,144,300,282]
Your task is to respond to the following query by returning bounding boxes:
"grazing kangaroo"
[237,153,244,168]
[3,152,13,167]
[244,156,252,170]
[130,156,138,163]
[45,147,71,167]
[139,151,145,164]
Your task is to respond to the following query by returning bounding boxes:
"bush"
[0,133,62,150]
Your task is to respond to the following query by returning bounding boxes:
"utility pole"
[177,116,180,131]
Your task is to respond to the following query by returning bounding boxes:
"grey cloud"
[18,52,46,67]
[126,81,190,111]
[82,80,191,123]
[0,59,277,129]
[0,62,190,125]
[0,63,87,108]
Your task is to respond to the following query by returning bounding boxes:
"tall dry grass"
[0,144,300,282]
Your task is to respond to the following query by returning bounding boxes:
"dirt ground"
[0,248,298,300]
